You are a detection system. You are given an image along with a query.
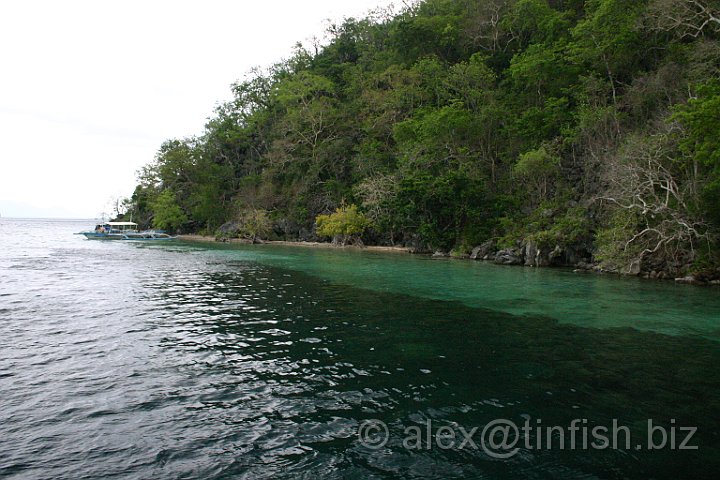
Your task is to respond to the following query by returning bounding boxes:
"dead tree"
[598,133,709,272]
[463,0,515,53]
[647,0,720,38]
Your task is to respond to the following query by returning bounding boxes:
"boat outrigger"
[77,222,176,241]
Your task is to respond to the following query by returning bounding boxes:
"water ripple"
[1,219,719,479]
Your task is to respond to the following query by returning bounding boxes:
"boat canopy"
[107,222,138,226]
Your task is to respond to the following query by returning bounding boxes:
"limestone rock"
[524,241,538,267]
[494,248,523,265]
[470,240,496,260]
[218,221,241,235]
[675,275,701,285]
[627,260,641,276]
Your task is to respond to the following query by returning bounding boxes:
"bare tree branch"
[647,0,720,38]
[596,133,709,272]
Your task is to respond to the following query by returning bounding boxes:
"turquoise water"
[1,218,719,479]
[195,242,720,341]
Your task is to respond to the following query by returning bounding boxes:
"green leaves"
[150,190,187,232]
[390,0,465,63]
[394,168,490,249]
[673,80,720,169]
[503,0,572,49]
[569,0,647,84]
[394,103,477,155]
[513,145,561,205]
[445,53,496,111]
[507,42,578,103]
[272,72,336,107]
[673,79,720,223]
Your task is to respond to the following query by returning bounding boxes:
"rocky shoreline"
[181,234,719,286]
[431,239,720,286]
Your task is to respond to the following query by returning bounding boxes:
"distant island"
[121,0,720,283]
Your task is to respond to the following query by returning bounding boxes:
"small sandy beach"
[178,235,412,254]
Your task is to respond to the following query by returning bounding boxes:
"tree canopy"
[127,0,720,275]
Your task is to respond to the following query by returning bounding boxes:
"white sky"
[0,0,395,218]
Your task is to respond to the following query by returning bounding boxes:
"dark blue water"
[1,218,719,479]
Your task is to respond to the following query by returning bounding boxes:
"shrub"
[235,207,272,243]
[315,204,371,245]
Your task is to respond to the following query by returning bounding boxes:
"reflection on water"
[0,219,719,479]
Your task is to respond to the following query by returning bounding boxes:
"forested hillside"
[127,0,720,279]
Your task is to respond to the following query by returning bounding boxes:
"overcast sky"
[0,0,395,218]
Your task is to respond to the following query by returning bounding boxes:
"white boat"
[77,222,176,241]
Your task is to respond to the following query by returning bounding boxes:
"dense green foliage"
[128,0,720,274]
[150,190,187,231]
